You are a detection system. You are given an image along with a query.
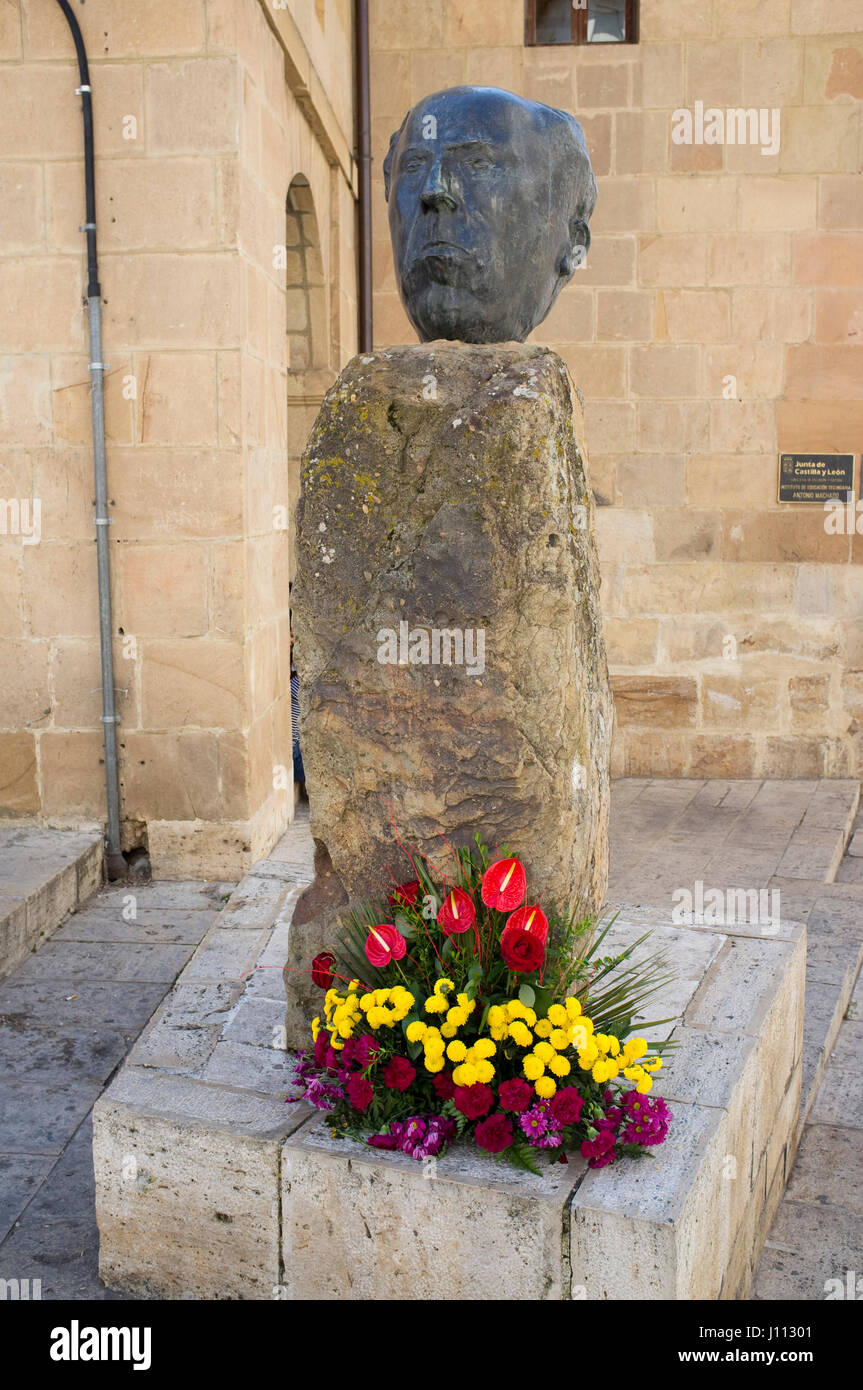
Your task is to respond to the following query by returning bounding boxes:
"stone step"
[0,826,104,981]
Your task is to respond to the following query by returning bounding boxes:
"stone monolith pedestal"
[284,343,611,1045]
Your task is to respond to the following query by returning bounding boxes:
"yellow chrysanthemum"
[509,1021,533,1048]
[424,1055,445,1073]
[547,1003,568,1027]
[534,1018,553,1038]
[452,1062,479,1087]
[592,1058,619,1084]
[533,1040,555,1065]
[535,1075,556,1099]
[549,1054,571,1077]
[473,1038,496,1059]
[623,1036,648,1063]
[424,995,448,1015]
[311,1017,321,1041]
[406,1020,427,1043]
[548,1028,569,1051]
[474,1059,495,1084]
[523,1053,544,1081]
[643,1055,663,1073]
[434,977,455,996]
[564,996,582,1019]
[447,1006,469,1028]
[490,1025,508,1042]
[487,1005,506,1029]
[636,1076,653,1094]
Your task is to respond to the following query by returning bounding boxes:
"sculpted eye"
[401,156,425,174]
[467,156,492,171]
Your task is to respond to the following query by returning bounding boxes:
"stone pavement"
[0,875,234,1299]
[1,782,861,1300]
[606,778,863,1300]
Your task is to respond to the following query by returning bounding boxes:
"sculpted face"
[385,87,596,344]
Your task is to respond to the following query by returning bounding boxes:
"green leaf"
[518,983,535,1008]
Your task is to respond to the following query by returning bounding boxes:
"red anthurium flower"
[500,903,549,974]
[481,857,526,912]
[364,922,407,968]
[436,886,476,935]
[388,879,420,908]
[311,951,336,989]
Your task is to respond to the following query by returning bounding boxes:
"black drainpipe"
[354,0,373,352]
[55,0,125,879]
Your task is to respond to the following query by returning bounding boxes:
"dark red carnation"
[498,1077,534,1113]
[346,1074,374,1111]
[454,1082,494,1120]
[481,857,526,912]
[432,1071,456,1101]
[436,887,476,935]
[383,1056,416,1092]
[311,951,336,989]
[474,1113,514,1154]
[550,1087,584,1126]
[388,880,420,908]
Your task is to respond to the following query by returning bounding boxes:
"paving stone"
[94,882,235,911]
[0,1120,129,1301]
[835,856,863,885]
[221,994,288,1048]
[218,875,289,928]
[804,922,863,989]
[809,1058,863,1128]
[827,1019,863,1069]
[5,940,197,985]
[847,833,863,858]
[0,979,167,1034]
[201,1040,295,1094]
[786,1124,863,1216]
[56,908,216,945]
[0,1153,56,1241]
[753,1201,863,1300]
[0,1079,104,1155]
[0,1018,132,1085]
[685,937,798,1035]
[181,928,270,984]
[776,828,845,882]
[654,1026,752,1108]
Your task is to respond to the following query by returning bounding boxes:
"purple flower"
[520,1101,563,1148]
[367,1115,455,1161]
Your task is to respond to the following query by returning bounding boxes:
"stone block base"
[94,872,805,1299]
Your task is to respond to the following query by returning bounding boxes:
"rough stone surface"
[281,1114,581,1302]
[285,344,611,1043]
[0,826,103,979]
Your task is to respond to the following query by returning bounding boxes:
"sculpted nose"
[420,161,457,213]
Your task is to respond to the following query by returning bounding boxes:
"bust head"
[383,86,597,344]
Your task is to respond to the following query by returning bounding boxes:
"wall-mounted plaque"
[778,453,855,504]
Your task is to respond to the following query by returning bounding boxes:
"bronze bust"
[384,85,597,344]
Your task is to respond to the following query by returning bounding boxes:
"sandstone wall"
[369,0,863,779]
[0,0,358,874]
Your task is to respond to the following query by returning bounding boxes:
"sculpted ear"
[383,118,410,202]
[557,217,591,280]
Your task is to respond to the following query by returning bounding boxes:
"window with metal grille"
[525,0,639,46]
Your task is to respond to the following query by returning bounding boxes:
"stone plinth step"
[94,878,806,1300]
[0,826,103,981]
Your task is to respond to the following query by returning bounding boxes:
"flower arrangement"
[289,838,675,1174]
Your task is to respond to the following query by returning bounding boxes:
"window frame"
[525,0,639,47]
